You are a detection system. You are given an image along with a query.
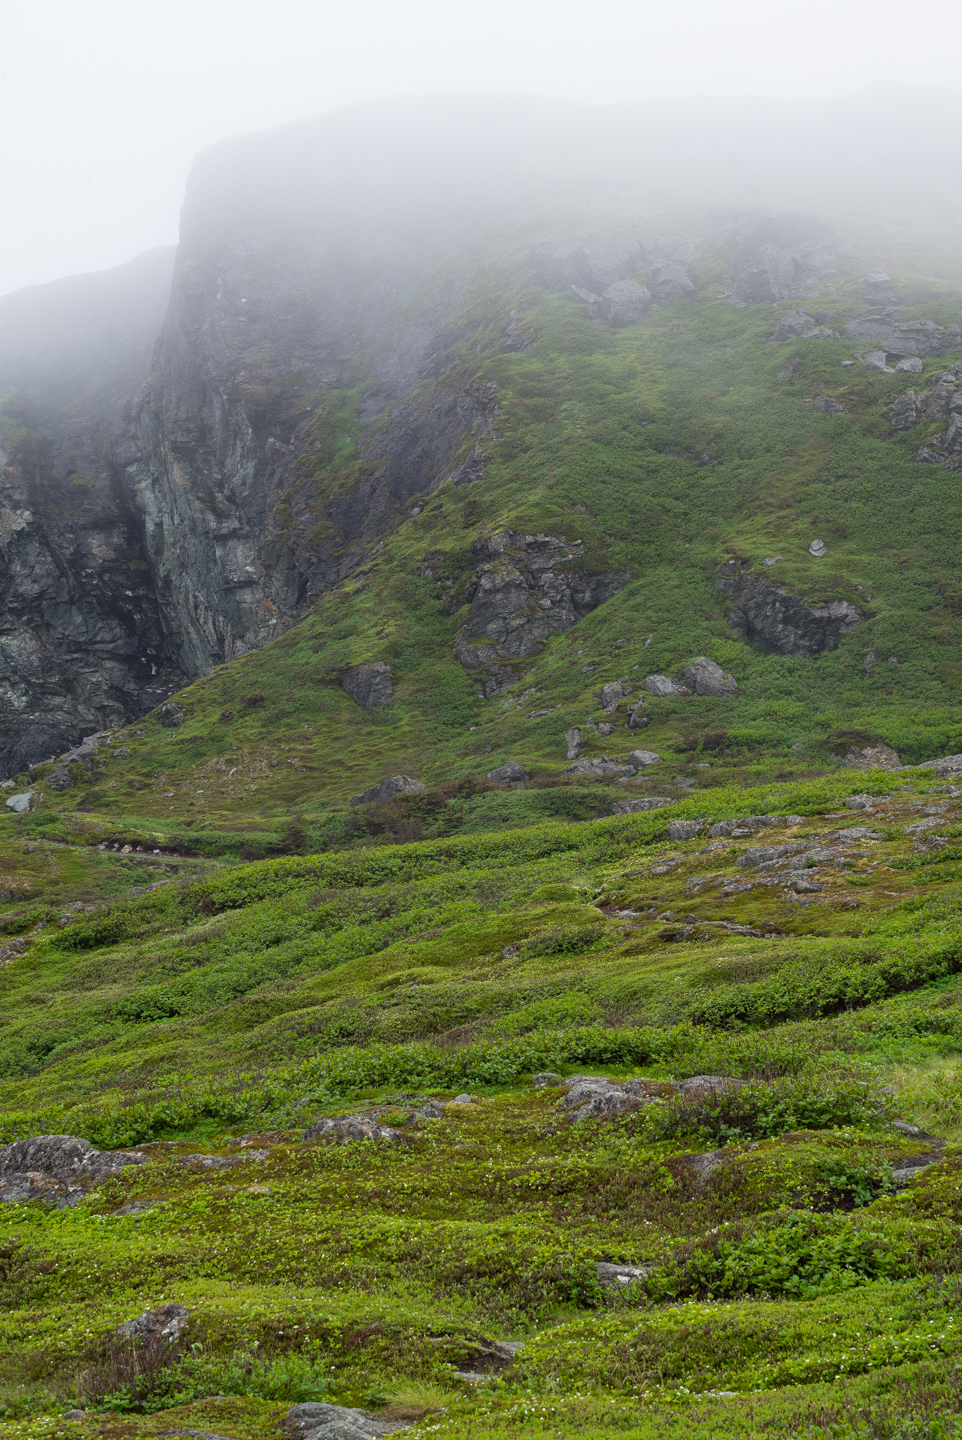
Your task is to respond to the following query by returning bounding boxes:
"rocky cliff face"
[0,249,182,772]
[716,565,862,656]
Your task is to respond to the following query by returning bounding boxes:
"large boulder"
[647,260,694,299]
[563,757,629,777]
[283,1402,386,1440]
[304,1115,401,1144]
[599,280,652,327]
[340,662,392,710]
[683,657,738,697]
[349,775,425,807]
[0,1134,148,1208]
[5,793,32,813]
[727,215,838,307]
[626,749,663,771]
[843,743,901,771]
[773,310,819,340]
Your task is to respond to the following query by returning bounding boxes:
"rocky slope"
[4,93,962,785]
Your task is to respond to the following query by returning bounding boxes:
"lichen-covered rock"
[0,1134,148,1207]
[667,819,705,842]
[159,703,185,728]
[843,743,901,771]
[283,1401,388,1440]
[716,565,862,656]
[341,662,392,710]
[454,532,629,696]
[645,675,688,697]
[115,1303,189,1347]
[611,796,673,814]
[564,757,629,777]
[626,749,663,771]
[349,775,425,807]
[303,1115,401,1144]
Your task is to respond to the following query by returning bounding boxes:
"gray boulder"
[882,320,943,357]
[773,311,819,340]
[115,1303,188,1347]
[159,703,185,728]
[889,391,923,431]
[648,260,694,299]
[303,1115,401,1144]
[645,674,688,697]
[843,743,901,771]
[667,820,705,842]
[611,797,673,813]
[600,280,652,327]
[341,662,392,710]
[863,351,894,373]
[283,1402,384,1440]
[896,356,924,375]
[599,681,626,710]
[813,396,846,414]
[349,775,425,807]
[626,749,663,771]
[0,1134,148,1208]
[487,760,529,784]
[845,308,901,342]
[563,757,629,777]
[565,727,581,760]
[576,233,646,289]
[5,793,32,813]
[683,657,737,697]
[48,768,73,791]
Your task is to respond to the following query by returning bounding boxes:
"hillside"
[5,92,962,1440]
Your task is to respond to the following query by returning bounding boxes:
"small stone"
[809,539,826,557]
[112,747,132,758]
[452,1093,473,1104]
[63,1411,85,1421]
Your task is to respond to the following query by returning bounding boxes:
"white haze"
[2,0,962,299]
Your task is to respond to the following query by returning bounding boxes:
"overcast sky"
[3,0,962,299]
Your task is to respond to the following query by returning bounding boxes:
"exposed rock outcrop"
[341,662,392,710]
[531,232,646,293]
[716,565,862,655]
[349,775,425,807]
[727,215,841,307]
[455,532,629,696]
[0,1134,148,1207]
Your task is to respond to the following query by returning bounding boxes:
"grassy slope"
[8,221,962,860]
[6,768,962,1434]
[6,220,962,1437]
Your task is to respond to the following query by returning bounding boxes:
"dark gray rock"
[716,565,862,656]
[486,760,529,784]
[881,320,943,357]
[565,727,581,760]
[454,532,629,696]
[647,260,694,299]
[159,703,185,728]
[303,1115,401,1144]
[889,391,923,431]
[683,657,738,696]
[349,775,425,807]
[341,662,392,710]
[48,767,74,791]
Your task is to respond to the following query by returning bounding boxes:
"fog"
[3,0,962,299]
